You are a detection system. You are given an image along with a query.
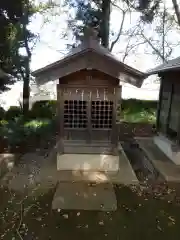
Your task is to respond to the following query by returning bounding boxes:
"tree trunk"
[22,3,31,117]
[22,65,30,116]
[172,0,180,27]
[101,0,111,48]
[162,2,166,62]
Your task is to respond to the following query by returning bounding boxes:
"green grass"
[0,184,180,239]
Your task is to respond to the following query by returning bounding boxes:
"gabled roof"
[32,28,145,87]
[147,56,180,75]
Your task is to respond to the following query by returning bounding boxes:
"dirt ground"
[1,182,180,240]
[1,146,180,239]
[1,123,180,239]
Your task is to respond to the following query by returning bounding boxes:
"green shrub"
[0,106,5,120]
[0,119,8,126]
[117,99,157,123]
[122,110,156,123]
[121,99,157,113]
[30,100,57,119]
[5,106,22,120]
[24,119,51,136]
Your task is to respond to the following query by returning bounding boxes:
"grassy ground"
[0,184,180,239]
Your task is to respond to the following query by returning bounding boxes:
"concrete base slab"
[52,182,117,211]
[57,154,119,172]
[57,150,138,185]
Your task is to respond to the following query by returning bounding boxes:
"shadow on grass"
[0,184,180,239]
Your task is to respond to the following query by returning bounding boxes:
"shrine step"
[62,143,118,155]
[52,182,117,211]
[63,146,113,154]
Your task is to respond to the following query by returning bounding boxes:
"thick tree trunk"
[22,66,30,116]
[22,4,31,117]
[172,0,180,27]
[101,0,111,48]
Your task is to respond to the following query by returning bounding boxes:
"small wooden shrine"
[33,28,145,155]
[146,57,180,164]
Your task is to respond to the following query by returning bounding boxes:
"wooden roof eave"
[32,49,145,88]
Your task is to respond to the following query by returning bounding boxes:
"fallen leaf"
[157,225,162,231]
[63,214,68,219]
[36,217,42,221]
[99,221,104,225]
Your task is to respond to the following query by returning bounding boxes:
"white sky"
[1,0,180,109]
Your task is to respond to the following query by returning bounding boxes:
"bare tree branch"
[141,32,167,62]
[109,11,126,51]
[111,0,124,11]
[122,40,147,62]
[16,203,23,240]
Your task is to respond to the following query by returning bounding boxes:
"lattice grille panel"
[64,100,87,128]
[91,101,113,129]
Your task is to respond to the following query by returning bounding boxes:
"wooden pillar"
[111,86,121,153]
[175,83,180,144]
[156,76,163,131]
[165,82,173,135]
[87,95,92,144]
[57,83,64,153]
[176,110,180,144]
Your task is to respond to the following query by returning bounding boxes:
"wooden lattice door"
[59,85,119,153]
[62,87,90,142]
[90,87,115,143]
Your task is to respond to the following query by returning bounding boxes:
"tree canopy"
[0,0,33,92]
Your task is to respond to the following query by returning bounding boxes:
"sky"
[1,0,179,109]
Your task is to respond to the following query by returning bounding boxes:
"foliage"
[30,100,57,118]
[5,106,22,120]
[137,0,161,22]
[65,0,102,44]
[134,0,180,28]
[0,117,56,151]
[0,0,56,119]
[0,106,5,120]
[0,0,22,92]
[65,0,111,48]
[121,99,157,112]
[24,119,54,137]
[122,109,156,123]
[64,0,176,63]
[0,0,35,92]
[0,119,8,126]
[120,99,157,123]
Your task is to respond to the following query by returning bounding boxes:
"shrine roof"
[146,56,180,76]
[32,28,145,87]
